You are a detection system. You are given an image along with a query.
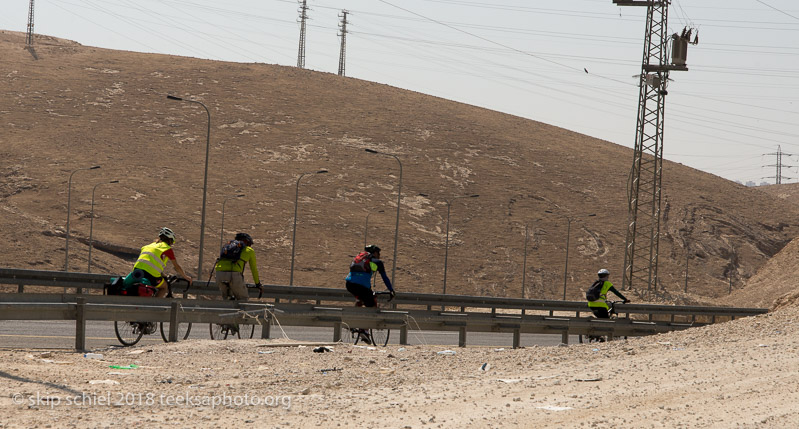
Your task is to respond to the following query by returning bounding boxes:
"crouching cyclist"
[126,227,193,298]
[587,268,630,342]
[345,244,395,308]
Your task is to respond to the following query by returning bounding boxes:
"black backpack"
[219,240,245,261]
[586,279,604,301]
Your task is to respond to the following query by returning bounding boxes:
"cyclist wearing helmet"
[128,227,193,298]
[345,244,395,307]
[214,232,261,301]
[587,268,630,319]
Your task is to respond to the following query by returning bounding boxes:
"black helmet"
[364,244,381,254]
[235,232,253,246]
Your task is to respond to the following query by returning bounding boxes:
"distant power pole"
[25,0,35,48]
[613,0,697,292]
[763,145,794,184]
[297,0,309,69]
[337,10,349,76]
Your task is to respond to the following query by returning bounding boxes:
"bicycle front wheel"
[370,329,390,347]
[160,321,192,342]
[210,323,241,340]
[115,321,145,346]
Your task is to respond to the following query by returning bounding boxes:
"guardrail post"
[75,297,86,352]
[458,327,466,347]
[17,284,24,293]
[333,322,341,342]
[261,310,271,339]
[168,302,179,342]
[400,325,408,345]
[512,329,520,349]
[561,331,569,345]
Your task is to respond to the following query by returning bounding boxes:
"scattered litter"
[258,351,274,355]
[313,346,333,353]
[107,372,130,376]
[498,379,521,384]
[378,367,395,375]
[592,348,600,352]
[657,342,671,346]
[758,344,768,347]
[493,348,505,352]
[39,352,54,358]
[127,350,146,355]
[319,368,341,373]
[108,364,139,370]
[39,359,71,365]
[297,345,307,348]
[576,377,603,382]
[536,405,573,411]
[397,347,407,352]
[89,380,120,385]
[84,353,103,359]
[479,363,491,372]
[437,350,457,355]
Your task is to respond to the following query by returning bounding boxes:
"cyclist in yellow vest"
[129,227,193,297]
[214,232,261,301]
[587,268,630,319]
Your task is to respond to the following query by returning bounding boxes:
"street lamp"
[364,209,385,247]
[522,224,529,299]
[289,169,328,286]
[220,193,245,249]
[443,194,479,296]
[87,180,119,275]
[365,148,402,288]
[167,94,211,280]
[545,210,596,300]
[64,165,100,271]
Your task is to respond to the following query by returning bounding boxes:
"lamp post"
[522,224,529,299]
[545,210,596,300]
[290,169,328,286]
[442,194,479,296]
[64,165,101,271]
[167,94,211,280]
[87,180,119,275]
[365,148,402,288]
[220,193,245,249]
[364,210,384,247]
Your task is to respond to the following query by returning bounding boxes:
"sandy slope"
[3,305,799,428]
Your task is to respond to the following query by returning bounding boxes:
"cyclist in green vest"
[587,268,629,319]
[214,232,261,301]
[126,227,193,298]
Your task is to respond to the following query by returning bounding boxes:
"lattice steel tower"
[297,0,309,69]
[613,0,692,291]
[338,10,349,76]
[26,0,35,48]
[764,145,794,185]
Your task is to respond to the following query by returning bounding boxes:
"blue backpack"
[219,240,245,261]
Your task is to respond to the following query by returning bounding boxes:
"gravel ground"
[3,304,799,428]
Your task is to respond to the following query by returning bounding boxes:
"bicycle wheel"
[210,323,241,340]
[369,329,390,347]
[159,321,192,342]
[240,324,255,339]
[115,321,145,346]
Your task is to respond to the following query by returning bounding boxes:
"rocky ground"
[2,303,799,428]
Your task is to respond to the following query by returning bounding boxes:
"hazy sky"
[4,0,798,184]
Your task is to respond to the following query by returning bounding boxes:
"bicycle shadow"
[0,369,84,396]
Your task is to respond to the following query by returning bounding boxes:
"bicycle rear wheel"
[159,321,192,342]
[210,323,241,340]
[115,321,145,346]
[240,324,255,339]
[369,329,390,347]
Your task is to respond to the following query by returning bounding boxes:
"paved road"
[0,320,581,350]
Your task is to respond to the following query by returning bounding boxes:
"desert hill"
[2,29,799,303]
[759,182,799,208]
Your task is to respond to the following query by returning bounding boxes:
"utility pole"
[338,10,349,76]
[297,0,309,69]
[763,145,794,185]
[613,0,696,292]
[25,0,35,48]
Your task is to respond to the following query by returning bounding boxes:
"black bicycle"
[580,300,628,344]
[346,290,394,347]
[112,276,193,346]
[209,283,263,340]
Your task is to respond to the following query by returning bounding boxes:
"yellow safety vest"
[133,241,171,278]
[587,280,613,310]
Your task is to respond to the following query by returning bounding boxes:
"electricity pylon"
[613,0,695,291]
[338,10,349,76]
[297,0,309,69]
[26,0,35,48]
[763,145,794,184]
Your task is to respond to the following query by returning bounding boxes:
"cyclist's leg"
[216,271,234,299]
[588,306,610,342]
[346,282,376,307]
[228,273,248,301]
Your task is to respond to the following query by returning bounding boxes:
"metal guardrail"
[0,268,769,351]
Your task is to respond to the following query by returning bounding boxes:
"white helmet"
[597,268,610,277]
[159,227,176,241]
